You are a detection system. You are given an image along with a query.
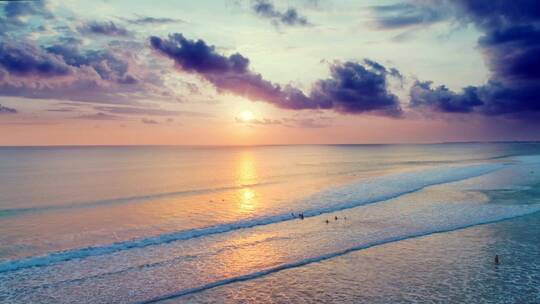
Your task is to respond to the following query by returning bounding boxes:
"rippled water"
[1,143,540,303]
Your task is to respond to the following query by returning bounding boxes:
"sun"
[238,110,254,122]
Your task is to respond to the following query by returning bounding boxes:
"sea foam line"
[137,206,540,304]
[16,235,291,292]
[0,163,504,274]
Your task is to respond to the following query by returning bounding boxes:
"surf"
[136,205,540,303]
[0,163,504,274]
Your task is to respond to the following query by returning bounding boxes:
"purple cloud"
[150,33,402,116]
[400,0,540,119]
[45,44,137,84]
[0,42,71,76]
[410,81,483,113]
[0,36,178,105]
[0,0,52,37]
[0,104,17,114]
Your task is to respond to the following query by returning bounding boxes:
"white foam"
[0,163,503,274]
[3,161,539,304]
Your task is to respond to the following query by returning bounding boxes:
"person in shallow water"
[299,213,304,220]
[495,255,500,265]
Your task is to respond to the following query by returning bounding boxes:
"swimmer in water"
[495,255,500,265]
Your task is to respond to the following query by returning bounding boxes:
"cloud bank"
[0,1,179,106]
[150,33,402,116]
[2,0,539,127]
[385,0,540,120]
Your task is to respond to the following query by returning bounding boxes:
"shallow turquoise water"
[176,211,540,304]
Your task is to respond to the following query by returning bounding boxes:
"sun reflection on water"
[236,151,259,213]
[238,188,257,212]
[236,151,257,185]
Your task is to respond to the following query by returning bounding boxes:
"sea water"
[1,143,539,303]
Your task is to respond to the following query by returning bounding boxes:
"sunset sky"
[0,0,539,145]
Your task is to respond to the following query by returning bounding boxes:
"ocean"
[1,143,539,303]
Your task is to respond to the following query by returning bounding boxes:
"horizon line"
[0,140,539,148]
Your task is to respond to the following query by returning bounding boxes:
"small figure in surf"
[299,213,304,220]
[495,255,500,265]
[325,219,329,224]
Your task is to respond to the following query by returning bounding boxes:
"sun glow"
[238,110,254,122]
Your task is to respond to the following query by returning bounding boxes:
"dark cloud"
[2,0,51,20]
[370,2,451,29]
[45,44,138,84]
[0,37,178,104]
[0,1,180,106]
[150,34,250,74]
[151,33,402,116]
[0,104,17,114]
[404,0,540,120]
[0,41,71,76]
[310,61,402,116]
[78,21,131,36]
[454,0,540,28]
[0,1,53,31]
[364,58,403,80]
[409,81,483,113]
[478,25,540,83]
[126,16,185,25]
[0,38,148,102]
[1,33,137,83]
[252,0,310,27]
